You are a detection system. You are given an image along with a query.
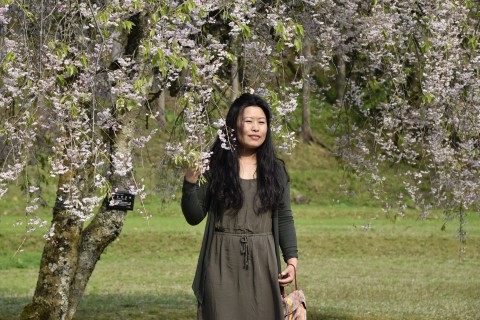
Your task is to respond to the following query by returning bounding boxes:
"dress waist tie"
[240,236,249,270]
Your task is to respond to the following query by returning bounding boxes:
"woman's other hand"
[278,263,296,287]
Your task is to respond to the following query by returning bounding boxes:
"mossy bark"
[20,172,84,319]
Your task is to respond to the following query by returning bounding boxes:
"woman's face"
[236,106,268,153]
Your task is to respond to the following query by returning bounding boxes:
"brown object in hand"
[281,264,307,319]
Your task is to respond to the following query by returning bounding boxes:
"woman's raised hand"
[185,167,201,184]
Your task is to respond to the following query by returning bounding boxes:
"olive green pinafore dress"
[198,178,283,320]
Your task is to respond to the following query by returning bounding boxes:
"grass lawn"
[1,203,479,320]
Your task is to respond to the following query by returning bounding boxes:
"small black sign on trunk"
[107,191,135,211]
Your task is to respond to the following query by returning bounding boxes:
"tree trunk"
[148,69,166,128]
[230,34,241,102]
[335,49,346,108]
[159,89,166,126]
[21,106,140,319]
[66,103,141,318]
[301,36,315,143]
[231,56,240,102]
[20,172,84,319]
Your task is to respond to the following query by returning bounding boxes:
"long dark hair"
[209,93,287,214]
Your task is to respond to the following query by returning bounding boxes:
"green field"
[1,142,479,319]
[1,202,479,320]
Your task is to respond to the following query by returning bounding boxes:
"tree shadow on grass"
[0,295,30,320]
[0,293,198,320]
[1,294,356,320]
[76,293,198,320]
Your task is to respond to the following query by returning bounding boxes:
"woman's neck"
[238,152,257,179]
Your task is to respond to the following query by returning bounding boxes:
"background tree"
[321,0,480,246]
[291,0,480,244]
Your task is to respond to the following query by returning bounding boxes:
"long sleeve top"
[181,170,298,303]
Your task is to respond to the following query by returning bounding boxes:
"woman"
[181,93,298,319]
